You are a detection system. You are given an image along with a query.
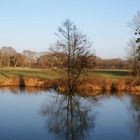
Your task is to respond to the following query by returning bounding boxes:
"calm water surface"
[0,88,140,140]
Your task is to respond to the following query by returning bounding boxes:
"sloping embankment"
[0,77,140,93]
[76,78,140,94]
[0,77,56,89]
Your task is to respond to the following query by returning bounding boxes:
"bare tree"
[10,53,25,67]
[129,12,140,76]
[130,11,140,43]
[22,50,37,67]
[49,46,66,69]
[52,19,94,92]
[0,46,16,67]
[38,54,48,69]
[127,39,140,75]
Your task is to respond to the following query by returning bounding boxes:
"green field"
[0,68,130,80]
[83,69,130,79]
[0,68,61,79]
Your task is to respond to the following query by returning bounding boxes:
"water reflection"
[41,92,98,140]
[0,86,49,94]
[129,95,140,139]
[0,87,140,140]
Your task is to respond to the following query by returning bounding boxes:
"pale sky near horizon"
[0,0,139,58]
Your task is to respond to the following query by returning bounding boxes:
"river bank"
[0,77,140,94]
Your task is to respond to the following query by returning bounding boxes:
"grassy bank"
[0,68,61,79]
[82,69,130,80]
[1,68,140,93]
[0,68,130,80]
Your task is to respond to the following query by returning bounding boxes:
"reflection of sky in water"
[91,96,134,140]
[0,89,140,140]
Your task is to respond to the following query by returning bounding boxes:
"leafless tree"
[52,19,94,92]
[38,54,48,69]
[130,11,140,42]
[0,46,16,67]
[128,12,140,76]
[49,46,66,69]
[0,46,16,56]
[22,50,37,67]
[10,53,25,67]
[127,39,140,75]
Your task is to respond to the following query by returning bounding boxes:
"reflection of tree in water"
[41,93,97,140]
[129,95,140,139]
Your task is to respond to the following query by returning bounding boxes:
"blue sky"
[0,0,139,58]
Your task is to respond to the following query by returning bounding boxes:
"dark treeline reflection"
[129,95,140,139]
[41,92,98,140]
[0,86,49,94]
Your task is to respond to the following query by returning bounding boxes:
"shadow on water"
[19,74,25,92]
[40,91,98,140]
[0,86,50,95]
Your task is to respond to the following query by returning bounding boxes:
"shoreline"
[0,77,140,94]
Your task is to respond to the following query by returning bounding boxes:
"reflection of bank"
[41,92,97,140]
[129,95,140,139]
[19,75,25,92]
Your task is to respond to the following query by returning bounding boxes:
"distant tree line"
[0,46,95,69]
[0,46,132,70]
[95,57,130,69]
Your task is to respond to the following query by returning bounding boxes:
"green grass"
[0,68,61,80]
[0,67,131,80]
[82,69,130,79]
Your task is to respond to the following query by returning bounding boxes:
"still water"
[0,88,140,140]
